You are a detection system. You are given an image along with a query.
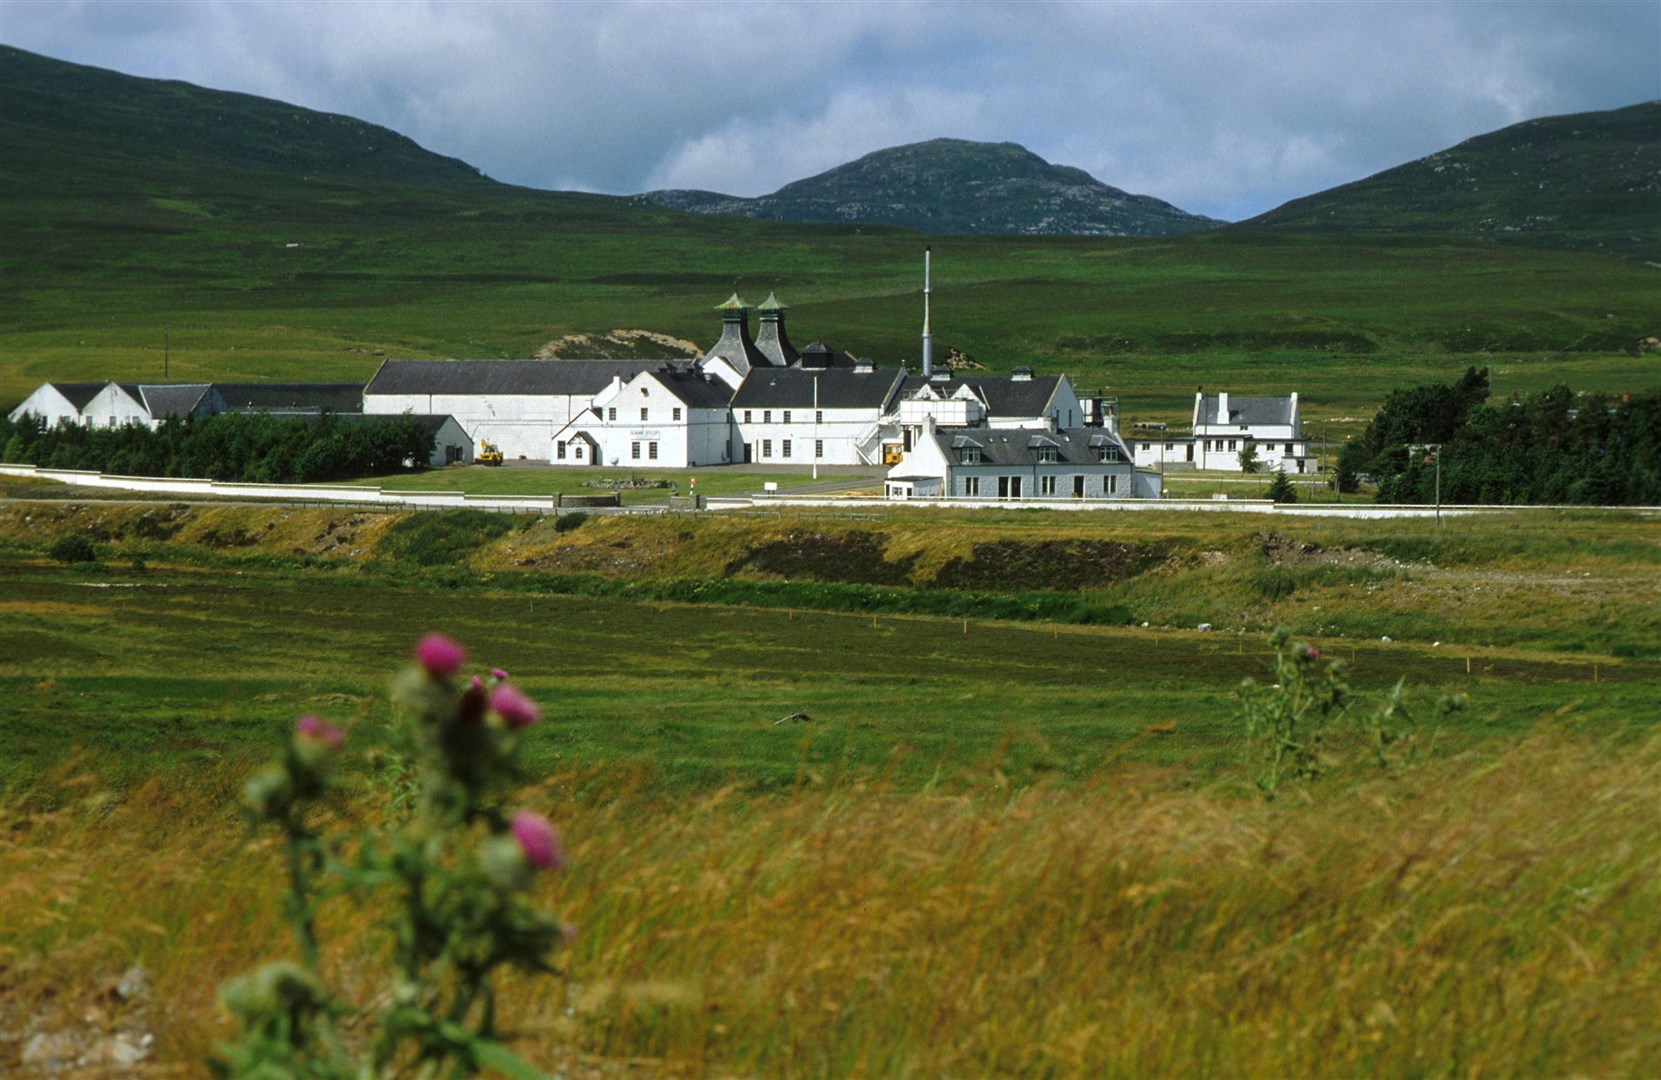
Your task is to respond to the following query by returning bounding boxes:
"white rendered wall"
[8,386,85,427]
[731,405,887,466]
[363,392,588,461]
[82,385,151,429]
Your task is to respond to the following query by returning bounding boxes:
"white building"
[363,359,667,460]
[886,418,1159,501]
[730,361,907,465]
[554,364,734,468]
[1129,391,1318,473]
[8,382,108,427]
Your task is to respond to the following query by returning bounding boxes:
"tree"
[1238,440,1261,474]
[1266,471,1297,503]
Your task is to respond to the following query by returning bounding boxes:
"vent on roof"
[1011,366,1033,382]
[853,356,874,373]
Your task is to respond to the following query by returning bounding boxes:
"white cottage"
[8,382,108,428]
[886,419,1158,501]
[1129,391,1318,473]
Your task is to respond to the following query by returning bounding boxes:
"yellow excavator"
[477,440,504,466]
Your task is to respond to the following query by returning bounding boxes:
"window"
[1106,474,1118,495]
[743,410,752,423]
[573,444,584,460]
[1098,446,1120,463]
[1040,475,1057,495]
[814,440,823,459]
[673,407,682,422]
[607,407,616,421]
[556,440,566,460]
[963,476,980,497]
[1228,439,1238,451]
[763,410,772,423]
[815,410,823,424]
[783,410,792,424]
[1165,442,1174,452]
[1036,446,1058,463]
[648,442,658,460]
[1284,443,1294,454]
[959,447,982,464]
[631,442,640,460]
[641,407,649,422]
[762,439,773,458]
[781,439,792,459]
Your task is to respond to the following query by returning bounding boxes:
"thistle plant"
[215,635,568,1079]
[1237,628,1350,796]
[1238,628,1462,797]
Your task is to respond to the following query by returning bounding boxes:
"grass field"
[2,524,1658,1073]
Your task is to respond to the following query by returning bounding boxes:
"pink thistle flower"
[413,634,465,678]
[510,811,565,870]
[491,668,509,681]
[295,714,344,750]
[491,684,541,729]
[471,675,483,690]
[1308,648,1322,661]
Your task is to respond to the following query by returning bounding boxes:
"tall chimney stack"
[921,247,933,378]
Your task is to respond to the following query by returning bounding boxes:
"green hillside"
[1237,102,1661,261]
[1,46,1656,429]
[0,43,495,189]
[647,138,1223,237]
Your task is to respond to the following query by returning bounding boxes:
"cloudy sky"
[4,0,1656,221]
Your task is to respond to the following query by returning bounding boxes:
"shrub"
[48,534,98,564]
[1265,472,1298,503]
[553,511,589,534]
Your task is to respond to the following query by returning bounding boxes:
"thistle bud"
[479,834,533,892]
[242,765,293,821]
[491,684,541,730]
[511,810,566,871]
[412,634,465,679]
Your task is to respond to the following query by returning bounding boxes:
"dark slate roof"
[701,313,773,377]
[322,412,460,435]
[931,427,1132,466]
[365,360,664,396]
[137,384,214,418]
[792,340,858,369]
[731,366,907,410]
[1197,394,1294,427]
[46,382,108,410]
[755,309,800,367]
[645,366,736,409]
[213,383,364,414]
[898,374,1063,420]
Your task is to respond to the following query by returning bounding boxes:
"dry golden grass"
[4,732,1659,1077]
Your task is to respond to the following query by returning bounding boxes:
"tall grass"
[5,733,1658,1075]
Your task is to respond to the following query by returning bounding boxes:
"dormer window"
[1097,446,1121,463]
[959,447,982,464]
[1036,446,1058,464]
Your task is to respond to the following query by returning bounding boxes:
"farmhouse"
[885,417,1157,501]
[1129,391,1318,473]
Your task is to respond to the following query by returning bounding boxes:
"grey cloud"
[3,0,1655,220]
